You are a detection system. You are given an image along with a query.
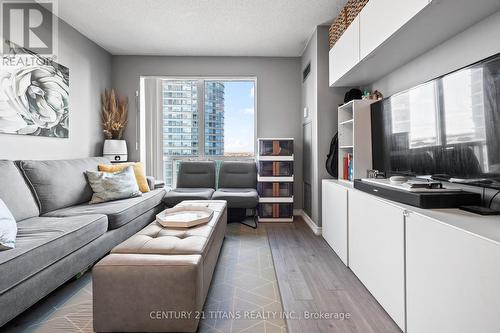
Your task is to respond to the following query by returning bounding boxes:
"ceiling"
[57,0,347,57]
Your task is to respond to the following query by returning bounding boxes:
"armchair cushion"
[176,161,216,189]
[218,161,257,189]
[163,188,215,207]
[212,188,258,209]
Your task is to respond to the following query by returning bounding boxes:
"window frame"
[141,76,257,187]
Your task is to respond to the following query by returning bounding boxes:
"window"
[391,81,440,149]
[161,78,256,186]
[442,68,486,145]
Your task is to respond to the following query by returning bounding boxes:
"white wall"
[0,20,112,160]
[111,56,303,208]
[371,10,500,96]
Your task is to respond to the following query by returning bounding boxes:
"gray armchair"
[163,161,216,207]
[212,161,258,228]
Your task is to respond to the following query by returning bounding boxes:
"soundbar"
[353,180,481,209]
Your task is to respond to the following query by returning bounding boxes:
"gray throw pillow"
[86,166,142,204]
[0,199,17,250]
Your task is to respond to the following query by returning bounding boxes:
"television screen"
[371,53,500,188]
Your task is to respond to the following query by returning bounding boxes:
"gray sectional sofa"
[0,157,166,327]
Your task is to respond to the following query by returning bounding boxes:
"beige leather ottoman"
[93,200,227,332]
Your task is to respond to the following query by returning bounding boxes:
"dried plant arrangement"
[101,89,128,139]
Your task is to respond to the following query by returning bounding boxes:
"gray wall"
[316,26,344,226]
[301,26,343,226]
[111,56,303,208]
[0,19,112,160]
[301,27,318,219]
[371,10,500,96]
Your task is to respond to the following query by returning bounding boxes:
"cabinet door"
[329,16,360,86]
[359,0,429,59]
[406,213,500,333]
[322,181,348,265]
[348,190,405,330]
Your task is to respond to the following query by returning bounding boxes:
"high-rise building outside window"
[162,78,255,187]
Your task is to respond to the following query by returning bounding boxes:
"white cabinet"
[329,16,359,86]
[321,181,500,332]
[406,212,500,333]
[329,0,432,86]
[322,180,349,265]
[359,0,429,59]
[348,190,405,331]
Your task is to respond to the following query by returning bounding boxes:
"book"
[348,154,353,181]
[343,155,348,180]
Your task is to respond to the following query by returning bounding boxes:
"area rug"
[4,222,287,333]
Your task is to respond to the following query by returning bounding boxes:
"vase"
[103,139,128,162]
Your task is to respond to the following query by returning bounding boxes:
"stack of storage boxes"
[257,138,294,222]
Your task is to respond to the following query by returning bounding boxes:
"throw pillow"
[86,166,142,204]
[98,162,150,193]
[0,199,17,250]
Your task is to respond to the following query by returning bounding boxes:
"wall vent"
[303,62,311,82]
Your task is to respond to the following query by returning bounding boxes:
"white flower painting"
[0,47,69,138]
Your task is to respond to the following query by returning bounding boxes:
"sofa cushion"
[163,188,214,207]
[212,188,258,208]
[44,189,166,230]
[17,157,109,214]
[0,214,108,295]
[86,166,142,204]
[98,162,150,193]
[0,160,39,221]
[0,199,17,250]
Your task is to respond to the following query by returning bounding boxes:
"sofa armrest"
[146,176,155,191]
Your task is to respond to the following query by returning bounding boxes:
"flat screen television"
[371,53,500,189]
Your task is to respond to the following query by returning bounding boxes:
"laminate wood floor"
[265,217,402,333]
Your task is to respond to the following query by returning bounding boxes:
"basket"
[329,0,370,49]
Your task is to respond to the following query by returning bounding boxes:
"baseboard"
[293,209,322,236]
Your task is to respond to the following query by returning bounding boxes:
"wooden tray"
[156,206,214,228]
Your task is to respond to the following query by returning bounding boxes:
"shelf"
[340,145,354,149]
[259,197,294,203]
[331,0,500,87]
[339,119,354,126]
[338,179,354,185]
[258,176,294,182]
[257,155,294,161]
[339,100,355,110]
[258,137,294,141]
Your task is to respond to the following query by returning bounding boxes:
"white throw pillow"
[86,166,142,204]
[0,199,17,250]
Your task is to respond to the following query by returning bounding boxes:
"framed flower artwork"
[0,44,69,138]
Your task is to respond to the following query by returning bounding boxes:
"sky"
[222,81,255,153]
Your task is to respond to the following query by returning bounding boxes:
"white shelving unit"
[338,99,375,183]
[257,138,294,223]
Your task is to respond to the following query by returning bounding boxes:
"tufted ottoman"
[92,200,227,332]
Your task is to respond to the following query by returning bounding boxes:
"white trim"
[258,217,294,223]
[259,197,294,203]
[257,155,294,161]
[258,176,294,182]
[257,138,294,141]
[294,209,322,236]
